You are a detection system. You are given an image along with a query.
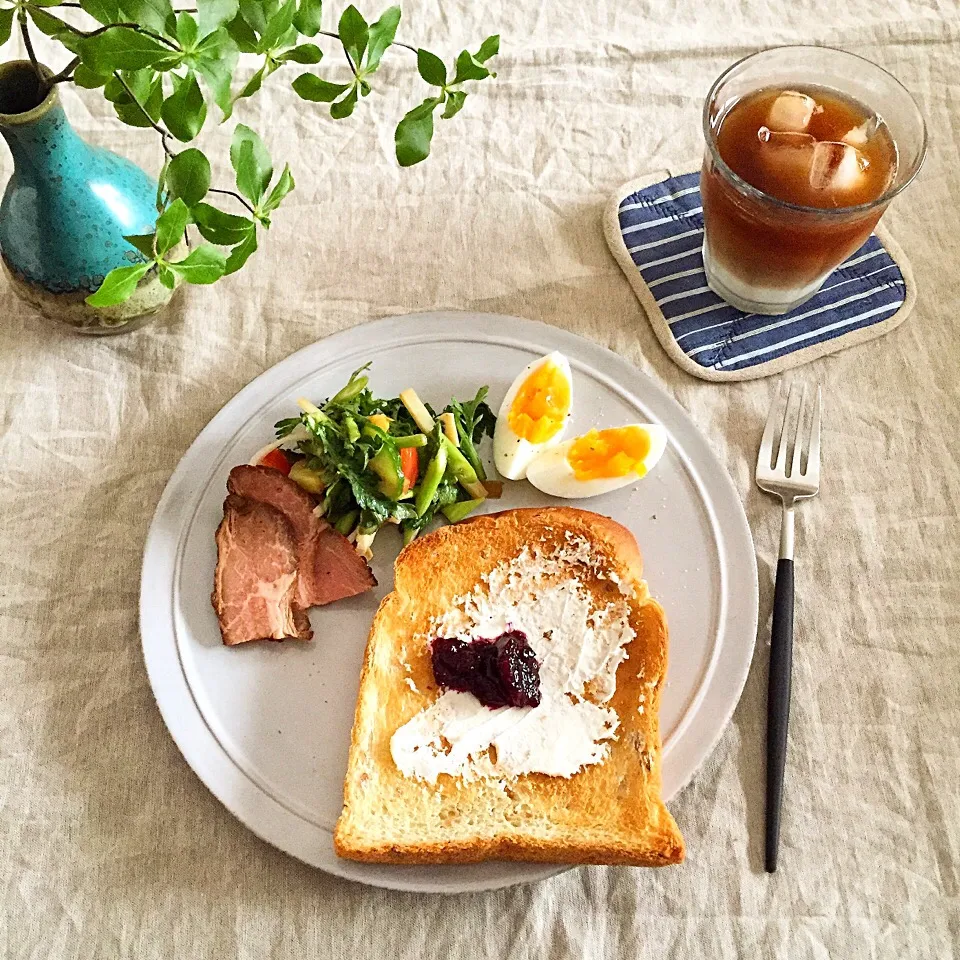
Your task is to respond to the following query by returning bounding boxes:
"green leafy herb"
[444,387,495,480]
[268,364,495,555]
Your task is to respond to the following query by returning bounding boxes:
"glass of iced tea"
[701,46,926,315]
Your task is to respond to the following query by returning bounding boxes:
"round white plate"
[140,312,758,894]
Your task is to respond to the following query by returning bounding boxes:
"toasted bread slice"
[334,507,684,866]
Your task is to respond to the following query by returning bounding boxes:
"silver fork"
[756,383,821,874]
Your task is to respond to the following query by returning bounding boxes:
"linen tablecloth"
[2,1,959,956]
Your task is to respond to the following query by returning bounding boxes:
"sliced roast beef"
[212,494,314,645]
[227,464,376,607]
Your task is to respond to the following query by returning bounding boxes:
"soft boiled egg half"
[525,424,667,499]
[493,351,573,480]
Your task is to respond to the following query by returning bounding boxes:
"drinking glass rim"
[701,44,928,218]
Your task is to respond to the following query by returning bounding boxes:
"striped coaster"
[604,169,915,381]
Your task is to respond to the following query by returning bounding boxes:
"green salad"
[264,364,498,558]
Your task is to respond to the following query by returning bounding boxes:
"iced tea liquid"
[701,84,898,312]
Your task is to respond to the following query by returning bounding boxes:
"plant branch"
[79,22,181,50]
[48,55,82,86]
[208,188,256,216]
[19,12,42,80]
[112,71,176,158]
[317,30,417,56]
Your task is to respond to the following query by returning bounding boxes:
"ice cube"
[767,91,819,133]
[757,128,816,182]
[810,141,869,192]
[842,117,880,147]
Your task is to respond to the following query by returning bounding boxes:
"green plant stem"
[208,187,256,216]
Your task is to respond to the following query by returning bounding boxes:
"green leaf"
[79,0,122,24]
[166,148,211,206]
[441,89,466,119]
[154,198,190,255]
[169,244,227,284]
[194,30,239,114]
[233,141,259,201]
[395,97,439,167]
[224,226,258,274]
[26,7,81,53]
[156,157,169,211]
[225,11,258,51]
[453,49,490,84]
[111,71,163,127]
[86,263,151,307]
[123,233,157,259]
[161,71,207,142]
[293,0,322,37]
[259,0,296,52]
[158,263,177,289]
[338,5,368,68]
[329,84,358,119]
[0,8,15,47]
[27,7,62,36]
[291,73,349,102]
[192,203,254,245]
[198,0,239,39]
[176,11,199,49]
[417,49,446,87]
[120,0,175,35]
[365,5,400,72]
[239,0,271,34]
[260,164,294,214]
[72,63,112,89]
[120,67,158,100]
[79,29,177,73]
[103,75,126,103]
[277,43,323,64]
[233,63,265,104]
[231,124,272,202]
[475,34,500,62]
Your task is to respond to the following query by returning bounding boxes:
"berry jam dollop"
[431,630,542,709]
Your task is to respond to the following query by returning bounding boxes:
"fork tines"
[757,385,821,487]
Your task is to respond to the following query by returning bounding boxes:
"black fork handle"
[765,557,794,873]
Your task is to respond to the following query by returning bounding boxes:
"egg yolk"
[507,361,571,444]
[567,426,652,480]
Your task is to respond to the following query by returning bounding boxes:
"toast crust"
[334,507,685,867]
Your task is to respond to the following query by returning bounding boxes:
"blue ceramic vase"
[0,61,175,334]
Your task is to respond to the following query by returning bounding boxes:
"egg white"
[525,424,668,499]
[493,351,573,481]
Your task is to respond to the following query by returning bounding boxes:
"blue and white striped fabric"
[616,171,907,375]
